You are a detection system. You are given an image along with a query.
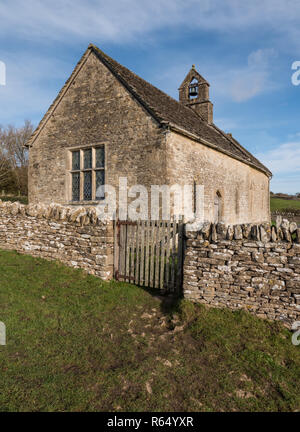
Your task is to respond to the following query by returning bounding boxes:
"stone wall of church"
[28,50,167,207]
[166,131,270,225]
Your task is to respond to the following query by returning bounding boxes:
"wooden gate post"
[113,219,120,279]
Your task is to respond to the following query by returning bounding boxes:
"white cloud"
[212,118,239,131]
[288,132,300,139]
[256,141,300,175]
[0,0,300,47]
[211,48,278,102]
[256,141,300,193]
[150,47,279,104]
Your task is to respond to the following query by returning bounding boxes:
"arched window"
[214,191,222,223]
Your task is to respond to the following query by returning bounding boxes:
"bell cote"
[179,65,213,124]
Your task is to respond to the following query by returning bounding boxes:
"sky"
[0,0,299,193]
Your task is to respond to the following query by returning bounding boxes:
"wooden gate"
[114,219,184,293]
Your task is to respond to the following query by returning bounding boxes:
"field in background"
[0,196,28,205]
[0,250,299,412]
[271,197,300,212]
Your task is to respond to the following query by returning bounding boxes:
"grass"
[0,196,28,205]
[0,250,300,412]
[271,197,300,212]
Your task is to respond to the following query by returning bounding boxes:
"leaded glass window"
[84,171,92,200]
[84,149,92,169]
[96,170,105,200]
[70,145,105,202]
[72,151,80,170]
[96,146,105,168]
[72,172,80,202]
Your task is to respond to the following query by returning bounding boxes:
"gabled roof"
[26,44,271,177]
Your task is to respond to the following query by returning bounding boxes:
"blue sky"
[0,0,300,193]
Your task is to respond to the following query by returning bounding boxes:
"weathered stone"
[290,222,298,234]
[260,226,269,243]
[276,215,282,229]
[226,225,234,240]
[0,203,114,281]
[252,251,264,263]
[184,223,300,328]
[282,228,291,242]
[251,225,260,241]
[242,223,252,239]
[216,222,227,239]
[281,219,290,231]
[211,224,217,242]
[234,225,243,240]
[201,222,211,239]
[271,226,277,242]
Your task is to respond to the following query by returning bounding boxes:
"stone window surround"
[66,143,106,205]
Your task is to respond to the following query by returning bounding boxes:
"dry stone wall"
[0,200,114,280]
[184,220,300,328]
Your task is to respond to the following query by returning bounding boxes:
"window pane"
[95,170,105,200]
[95,147,105,168]
[72,151,80,170]
[84,148,92,169]
[72,172,80,201]
[83,171,92,201]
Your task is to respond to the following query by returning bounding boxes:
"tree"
[0,120,34,195]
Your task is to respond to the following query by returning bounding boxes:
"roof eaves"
[163,121,272,177]
[211,123,272,177]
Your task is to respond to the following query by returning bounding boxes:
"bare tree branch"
[0,120,34,194]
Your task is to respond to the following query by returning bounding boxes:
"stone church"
[26,44,271,225]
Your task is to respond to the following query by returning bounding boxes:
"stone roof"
[27,44,271,177]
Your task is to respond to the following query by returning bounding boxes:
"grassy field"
[271,197,300,212]
[0,196,28,205]
[0,250,300,412]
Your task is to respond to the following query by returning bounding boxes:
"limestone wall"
[28,50,166,206]
[166,131,270,225]
[184,220,300,328]
[0,201,114,280]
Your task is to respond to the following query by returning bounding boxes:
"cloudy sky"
[0,0,299,192]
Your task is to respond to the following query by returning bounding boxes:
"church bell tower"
[179,65,213,124]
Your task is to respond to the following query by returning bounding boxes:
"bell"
[189,84,198,97]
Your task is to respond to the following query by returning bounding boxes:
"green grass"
[0,196,28,205]
[271,197,300,212]
[0,250,300,412]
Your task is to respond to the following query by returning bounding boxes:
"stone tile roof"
[91,45,271,176]
[27,44,271,177]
